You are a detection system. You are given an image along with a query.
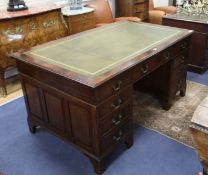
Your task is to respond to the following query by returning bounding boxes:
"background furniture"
[62,7,95,35]
[85,0,141,27]
[190,96,208,175]
[149,0,176,24]
[115,0,149,21]
[163,14,208,73]
[11,21,192,175]
[0,2,67,96]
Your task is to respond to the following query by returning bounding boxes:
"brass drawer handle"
[180,56,185,63]
[113,130,123,142]
[112,113,123,126]
[141,64,149,74]
[164,52,170,60]
[111,98,122,110]
[112,80,122,92]
[181,42,187,49]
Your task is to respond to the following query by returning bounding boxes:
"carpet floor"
[0,97,202,175]
[187,70,208,86]
[133,80,208,147]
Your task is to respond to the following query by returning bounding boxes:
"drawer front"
[101,120,132,153]
[172,51,188,69]
[68,18,95,34]
[169,38,190,56]
[134,11,148,21]
[69,20,85,34]
[132,50,171,81]
[98,86,132,119]
[134,3,147,12]
[99,104,132,136]
[96,71,132,102]
[134,0,146,4]
[67,12,94,22]
[82,19,95,30]
[170,63,187,95]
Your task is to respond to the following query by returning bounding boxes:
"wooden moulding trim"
[10,22,193,88]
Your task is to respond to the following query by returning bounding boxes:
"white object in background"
[62,6,94,16]
[154,0,169,7]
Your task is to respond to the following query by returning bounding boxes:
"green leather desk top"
[25,21,183,76]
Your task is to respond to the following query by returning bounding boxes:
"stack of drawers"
[116,0,149,21]
[96,72,133,154]
[169,41,189,98]
[133,0,149,21]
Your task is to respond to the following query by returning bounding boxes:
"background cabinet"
[0,3,67,96]
[115,0,149,21]
[62,8,95,35]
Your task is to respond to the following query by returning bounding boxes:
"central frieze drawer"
[132,50,171,81]
[96,71,132,102]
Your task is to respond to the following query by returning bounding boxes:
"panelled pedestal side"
[15,35,191,175]
[19,64,134,175]
[163,15,208,73]
[116,0,149,21]
[0,8,67,96]
[190,96,208,175]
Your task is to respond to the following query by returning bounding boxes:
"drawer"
[97,86,132,119]
[101,120,132,153]
[99,104,132,136]
[134,3,147,12]
[132,50,170,81]
[96,71,132,102]
[1,17,30,45]
[67,12,94,22]
[169,38,190,56]
[68,18,95,34]
[172,52,187,69]
[134,0,146,4]
[170,66,187,94]
[82,20,95,30]
[134,11,148,21]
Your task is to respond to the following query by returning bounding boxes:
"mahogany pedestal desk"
[163,13,208,73]
[10,21,192,175]
[0,2,67,96]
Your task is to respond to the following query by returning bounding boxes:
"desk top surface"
[12,21,192,87]
[0,1,62,21]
